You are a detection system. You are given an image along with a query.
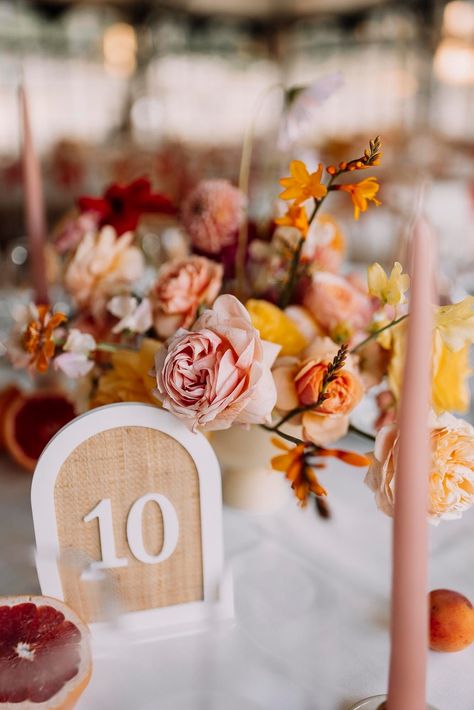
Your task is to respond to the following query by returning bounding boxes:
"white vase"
[210,426,289,514]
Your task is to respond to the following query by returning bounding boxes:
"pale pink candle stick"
[19,85,49,305]
[386,217,433,709]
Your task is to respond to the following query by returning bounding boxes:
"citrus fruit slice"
[2,392,76,472]
[0,595,92,708]
[0,386,22,450]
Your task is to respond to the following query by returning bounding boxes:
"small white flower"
[54,328,96,379]
[54,352,94,378]
[108,296,153,334]
[63,329,96,355]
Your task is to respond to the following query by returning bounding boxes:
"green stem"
[277,174,336,310]
[96,343,119,353]
[350,314,408,355]
[348,424,376,442]
[278,235,305,309]
[260,424,303,446]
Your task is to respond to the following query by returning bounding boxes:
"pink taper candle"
[19,85,49,304]
[386,217,433,709]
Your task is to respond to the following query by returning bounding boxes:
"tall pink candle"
[19,85,49,305]
[386,217,432,709]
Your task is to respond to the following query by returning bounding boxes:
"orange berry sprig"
[327,135,382,177]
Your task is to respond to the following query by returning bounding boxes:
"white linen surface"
[0,432,472,710]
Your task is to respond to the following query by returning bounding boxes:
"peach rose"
[64,226,144,320]
[365,412,474,523]
[302,271,375,338]
[272,336,365,446]
[154,294,280,431]
[150,256,223,339]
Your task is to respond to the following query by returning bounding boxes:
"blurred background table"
[1,431,473,710]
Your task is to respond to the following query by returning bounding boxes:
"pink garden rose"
[154,294,280,431]
[150,256,223,339]
[302,271,375,338]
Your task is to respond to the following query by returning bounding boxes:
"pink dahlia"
[181,179,246,255]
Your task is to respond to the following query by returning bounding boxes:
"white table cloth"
[0,432,472,710]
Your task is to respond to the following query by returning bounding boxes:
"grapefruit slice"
[0,595,92,709]
[2,392,76,472]
[0,386,22,450]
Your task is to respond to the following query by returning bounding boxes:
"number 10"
[83,494,179,570]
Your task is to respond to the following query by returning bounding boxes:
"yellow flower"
[246,299,308,356]
[367,261,410,306]
[279,160,328,205]
[337,177,381,220]
[432,333,471,414]
[275,205,309,236]
[434,297,474,352]
[381,322,471,414]
[91,338,161,407]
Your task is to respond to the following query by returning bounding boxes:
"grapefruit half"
[0,595,92,708]
[2,392,76,472]
[0,386,22,450]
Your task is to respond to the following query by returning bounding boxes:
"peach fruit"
[429,589,474,652]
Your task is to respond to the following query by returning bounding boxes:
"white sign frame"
[31,403,233,639]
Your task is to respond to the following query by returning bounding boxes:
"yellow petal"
[367,262,387,299]
[290,160,310,182]
[246,299,308,356]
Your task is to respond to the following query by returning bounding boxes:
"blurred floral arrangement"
[3,135,474,524]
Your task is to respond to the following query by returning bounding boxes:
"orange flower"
[272,337,365,446]
[274,205,309,236]
[294,359,364,415]
[271,437,370,507]
[337,177,381,220]
[23,305,67,373]
[271,438,326,507]
[279,160,328,205]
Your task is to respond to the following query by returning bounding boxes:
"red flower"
[77,177,176,235]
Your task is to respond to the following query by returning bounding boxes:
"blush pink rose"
[154,294,280,431]
[302,271,375,337]
[150,256,223,339]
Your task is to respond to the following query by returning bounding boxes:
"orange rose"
[295,360,364,414]
[272,336,365,446]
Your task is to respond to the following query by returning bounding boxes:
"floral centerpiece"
[4,140,474,523]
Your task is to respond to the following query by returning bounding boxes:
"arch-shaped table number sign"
[31,403,233,638]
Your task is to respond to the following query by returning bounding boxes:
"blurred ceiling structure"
[2,0,474,256]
